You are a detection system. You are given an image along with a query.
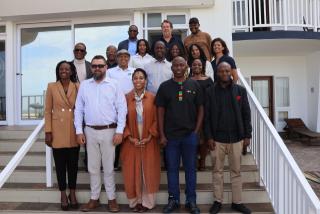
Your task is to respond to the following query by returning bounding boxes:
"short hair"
[161,20,173,28]
[55,60,78,83]
[132,68,148,80]
[211,37,230,57]
[187,43,207,67]
[91,55,107,64]
[136,39,151,55]
[189,17,200,24]
[106,45,117,52]
[167,43,186,62]
[74,42,86,50]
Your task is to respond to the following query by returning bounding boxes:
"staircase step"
[0,151,256,167]
[0,182,270,204]
[0,202,274,213]
[2,165,259,184]
[0,140,46,152]
[0,126,44,139]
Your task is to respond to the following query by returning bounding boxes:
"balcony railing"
[238,70,320,214]
[233,0,320,32]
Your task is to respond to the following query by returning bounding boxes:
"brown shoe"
[108,199,120,212]
[80,199,100,212]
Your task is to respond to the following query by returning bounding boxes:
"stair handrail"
[0,119,44,188]
[238,70,320,214]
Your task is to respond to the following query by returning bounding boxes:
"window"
[142,12,188,47]
[20,26,72,120]
[0,26,5,33]
[278,111,288,122]
[0,41,5,120]
[75,22,130,61]
[276,77,289,107]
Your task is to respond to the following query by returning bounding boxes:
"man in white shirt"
[74,55,127,212]
[72,43,92,82]
[106,49,134,170]
[145,41,172,94]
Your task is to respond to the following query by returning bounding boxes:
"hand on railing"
[45,132,52,148]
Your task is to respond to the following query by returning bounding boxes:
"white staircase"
[0,126,274,213]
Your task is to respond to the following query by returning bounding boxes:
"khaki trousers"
[84,126,116,200]
[210,141,243,203]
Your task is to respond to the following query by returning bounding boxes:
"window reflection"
[21,26,72,120]
[75,22,130,61]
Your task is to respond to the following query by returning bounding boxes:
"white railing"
[233,0,320,32]
[238,70,320,214]
[0,119,45,188]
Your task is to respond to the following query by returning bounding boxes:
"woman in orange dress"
[121,68,161,212]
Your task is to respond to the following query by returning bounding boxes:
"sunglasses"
[129,30,138,32]
[74,49,86,53]
[91,64,105,69]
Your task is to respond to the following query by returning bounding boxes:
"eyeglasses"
[91,64,105,69]
[74,49,86,53]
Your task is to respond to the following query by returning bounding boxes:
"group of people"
[44,17,252,214]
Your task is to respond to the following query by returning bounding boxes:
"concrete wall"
[236,56,309,130]
[306,51,320,131]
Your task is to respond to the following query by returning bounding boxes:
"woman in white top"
[187,43,214,80]
[129,39,154,69]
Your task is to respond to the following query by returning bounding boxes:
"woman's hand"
[45,132,53,147]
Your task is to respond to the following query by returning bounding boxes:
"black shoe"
[231,203,251,214]
[185,202,200,214]
[209,201,222,214]
[163,199,180,213]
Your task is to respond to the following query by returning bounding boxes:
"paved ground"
[285,138,320,198]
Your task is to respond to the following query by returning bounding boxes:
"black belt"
[87,123,117,130]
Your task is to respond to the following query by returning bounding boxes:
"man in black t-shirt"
[204,62,252,214]
[156,57,203,214]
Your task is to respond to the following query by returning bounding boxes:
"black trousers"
[52,147,80,191]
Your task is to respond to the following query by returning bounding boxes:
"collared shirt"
[74,77,127,134]
[144,58,172,94]
[129,53,154,69]
[184,30,213,61]
[128,39,137,56]
[73,58,86,82]
[106,66,134,94]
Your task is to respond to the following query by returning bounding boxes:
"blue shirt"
[128,39,137,56]
[74,77,127,134]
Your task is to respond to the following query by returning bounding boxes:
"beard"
[93,72,105,81]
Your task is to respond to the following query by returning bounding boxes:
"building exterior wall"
[236,56,309,131]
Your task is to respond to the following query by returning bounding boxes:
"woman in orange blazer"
[44,61,80,211]
[121,68,161,212]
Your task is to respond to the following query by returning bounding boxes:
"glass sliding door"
[75,22,130,61]
[20,26,72,120]
[0,40,5,121]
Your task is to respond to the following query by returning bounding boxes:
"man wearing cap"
[118,25,139,56]
[184,17,213,61]
[107,49,134,170]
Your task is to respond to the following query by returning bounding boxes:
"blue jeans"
[165,132,198,203]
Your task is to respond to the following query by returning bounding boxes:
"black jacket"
[204,83,252,141]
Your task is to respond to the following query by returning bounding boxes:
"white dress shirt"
[106,66,134,95]
[129,53,154,69]
[144,58,172,94]
[74,77,127,134]
[73,58,87,82]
